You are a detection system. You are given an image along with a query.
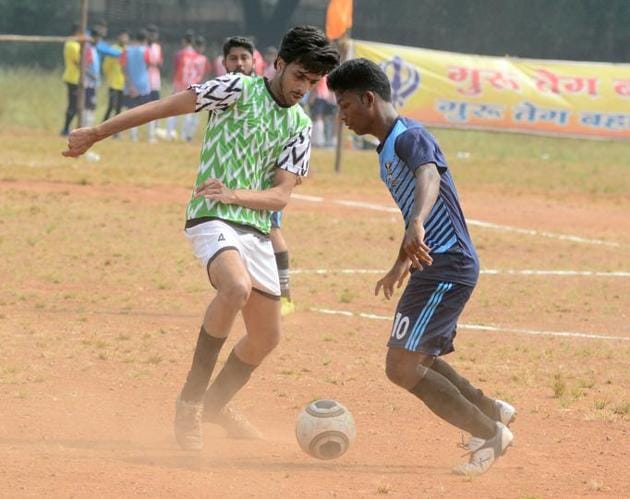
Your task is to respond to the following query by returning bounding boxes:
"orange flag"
[326,0,353,40]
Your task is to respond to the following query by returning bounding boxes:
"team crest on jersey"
[385,161,398,188]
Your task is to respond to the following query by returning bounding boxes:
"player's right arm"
[375,243,410,299]
[62,90,197,157]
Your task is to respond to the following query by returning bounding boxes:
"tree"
[240,0,302,48]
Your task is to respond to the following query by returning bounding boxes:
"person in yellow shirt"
[102,30,129,122]
[61,23,83,136]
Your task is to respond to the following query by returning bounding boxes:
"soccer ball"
[295,399,356,460]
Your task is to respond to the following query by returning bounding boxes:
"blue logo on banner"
[380,56,421,108]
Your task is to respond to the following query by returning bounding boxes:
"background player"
[327,58,516,476]
[102,29,129,122]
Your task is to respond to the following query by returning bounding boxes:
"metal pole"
[333,35,350,174]
[76,0,88,128]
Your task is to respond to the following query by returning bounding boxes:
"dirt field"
[1,128,629,498]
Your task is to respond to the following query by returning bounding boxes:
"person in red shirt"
[181,36,213,141]
[166,31,197,140]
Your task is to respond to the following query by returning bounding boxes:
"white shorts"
[185,219,280,297]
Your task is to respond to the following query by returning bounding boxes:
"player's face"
[224,47,254,75]
[276,59,322,106]
[335,90,373,135]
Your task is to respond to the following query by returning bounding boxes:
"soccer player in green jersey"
[220,35,296,316]
[63,25,339,451]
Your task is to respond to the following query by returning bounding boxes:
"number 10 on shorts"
[391,312,410,340]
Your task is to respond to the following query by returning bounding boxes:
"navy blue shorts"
[387,275,475,356]
[270,211,282,229]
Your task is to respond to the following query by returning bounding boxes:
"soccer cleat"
[453,422,513,477]
[465,400,517,452]
[204,405,263,440]
[495,399,517,426]
[280,297,295,316]
[174,395,203,451]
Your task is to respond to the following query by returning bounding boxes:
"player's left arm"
[194,168,299,211]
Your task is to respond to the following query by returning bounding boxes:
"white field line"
[291,268,630,278]
[310,307,630,342]
[290,193,619,247]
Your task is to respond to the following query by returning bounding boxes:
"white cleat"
[465,400,516,452]
[496,399,517,426]
[453,422,513,477]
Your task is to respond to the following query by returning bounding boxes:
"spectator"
[121,29,151,141]
[182,35,213,141]
[166,31,198,140]
[262,46,278,79]
[60,22,83,136]
[102,29,129,122]
[308,75,337,148]
[146,24,163,142]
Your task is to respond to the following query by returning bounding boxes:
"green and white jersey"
[186,73,312,235]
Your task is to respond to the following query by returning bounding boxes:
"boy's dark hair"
[146,24,158,33]
[223,36,254,58]
[277,25,339,75]
[327,58,392,102]
[135,29,148,42]
[183,30,194,44]
[195,35,206,49]
[71,22,80,34]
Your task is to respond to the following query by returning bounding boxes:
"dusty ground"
[1,130,629,498]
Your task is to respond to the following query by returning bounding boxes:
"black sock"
[180,327,226,403]
[431,358,498,421]
[203,349,257,416]
[275,251,291,300]
[410,369,496,439]
[62,111,75,133]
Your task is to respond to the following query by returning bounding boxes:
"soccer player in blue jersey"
[328,58,516,476]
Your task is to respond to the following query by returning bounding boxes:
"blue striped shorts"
[387,276,474,356]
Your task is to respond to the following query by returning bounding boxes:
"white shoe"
[496,399,517,426]
[465,400,516,452]
[453,423,513,476]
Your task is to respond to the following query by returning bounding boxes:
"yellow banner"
[352,40,630,140]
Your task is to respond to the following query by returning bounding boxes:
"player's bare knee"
[218,279,251,308]
[385,352,416,389]
[254,329,281,356]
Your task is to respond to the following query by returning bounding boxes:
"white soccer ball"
[295,399,356,460]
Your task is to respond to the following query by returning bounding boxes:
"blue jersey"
[124,45,150,96]
[377,117,479,285]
